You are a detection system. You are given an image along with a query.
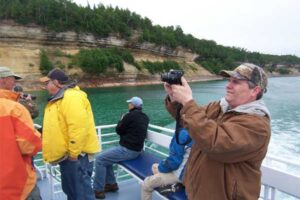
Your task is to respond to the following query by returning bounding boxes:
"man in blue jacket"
[141,128,192,200]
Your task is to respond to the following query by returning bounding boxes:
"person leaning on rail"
[0,66,42,200]
[164,63,271,200]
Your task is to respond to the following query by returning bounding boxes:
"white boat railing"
[35,124,300,200]
[261,156,300,200]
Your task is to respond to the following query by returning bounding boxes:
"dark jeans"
[59,154,95,200]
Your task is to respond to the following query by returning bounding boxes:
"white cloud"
[73,0,300,56]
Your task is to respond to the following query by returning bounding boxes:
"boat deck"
[35,124,300,200]
[38,177,162,200]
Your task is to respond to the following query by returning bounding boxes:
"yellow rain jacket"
[42,86,100,163]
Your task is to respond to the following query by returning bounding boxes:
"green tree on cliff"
[39,50,53,75]
[1,0,300,73]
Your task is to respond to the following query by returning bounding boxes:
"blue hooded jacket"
[158,128,193,180]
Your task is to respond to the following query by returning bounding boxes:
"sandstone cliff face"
[0,20,215,90]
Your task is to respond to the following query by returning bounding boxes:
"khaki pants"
[141,172,179,200]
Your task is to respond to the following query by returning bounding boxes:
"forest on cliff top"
[1,0,300,75]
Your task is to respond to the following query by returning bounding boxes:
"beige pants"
[141,172,179,200]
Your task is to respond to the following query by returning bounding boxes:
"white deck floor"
[38,177,163,200]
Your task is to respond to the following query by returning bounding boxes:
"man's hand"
[164,82,175,102]
[152,163,159,174]
[169,77,193,105]
[120,113,126,120]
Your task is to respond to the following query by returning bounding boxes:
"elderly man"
[164,63,271,200]
[93,96,149,199]
[40,68,100,200]
[0,66,42,200]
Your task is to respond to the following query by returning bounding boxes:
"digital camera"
[22,93,37,100]
[161,69,184,85]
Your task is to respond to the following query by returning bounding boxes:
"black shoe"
[104,183,119,192]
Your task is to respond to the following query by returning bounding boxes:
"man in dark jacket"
[93,96,149,199]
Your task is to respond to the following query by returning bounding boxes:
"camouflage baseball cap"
[219,63,268,93]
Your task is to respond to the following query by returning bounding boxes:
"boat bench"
[118,151,188,200]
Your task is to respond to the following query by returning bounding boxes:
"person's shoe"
[104,183,119,192]
[94,190,105,199]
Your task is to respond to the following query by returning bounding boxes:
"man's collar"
[0,89,20,101]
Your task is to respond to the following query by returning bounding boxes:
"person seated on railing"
[93,96,150,199]
[39,68,100,200]
[141,128,192,200]
[0,66,42,200]
[164,63,271,200]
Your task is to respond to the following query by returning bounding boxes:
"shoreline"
[268,73,300,78]
[79,76,224,89]
[21,73,300,92]
[23,76,223,92]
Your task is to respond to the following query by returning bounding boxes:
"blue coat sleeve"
[158,128,191,173]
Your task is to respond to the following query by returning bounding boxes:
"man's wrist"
[182,98,193,106]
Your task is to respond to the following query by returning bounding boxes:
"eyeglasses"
[44,80,51,85]
[45,79,62,89]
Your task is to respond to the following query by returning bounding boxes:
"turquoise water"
[32,76,300,160]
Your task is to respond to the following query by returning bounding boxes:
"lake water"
[32,76,300,161]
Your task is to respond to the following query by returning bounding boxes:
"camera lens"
[161,70,184,85]
[161,73,169,82]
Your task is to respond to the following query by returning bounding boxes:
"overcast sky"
[73,0,300,57]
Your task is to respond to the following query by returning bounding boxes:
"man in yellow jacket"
[0,66,42,200]
[40,68,100,200]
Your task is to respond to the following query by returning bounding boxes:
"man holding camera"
[13,85,39,119]
[163,63,271,200]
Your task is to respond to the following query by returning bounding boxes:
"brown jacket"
[166,98,271,200]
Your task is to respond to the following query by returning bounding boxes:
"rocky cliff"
[0,20,217,90]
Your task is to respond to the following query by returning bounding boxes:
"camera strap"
[175,105,192,146]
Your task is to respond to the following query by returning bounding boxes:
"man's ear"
[52,79,58,84]
[252,86,262,97]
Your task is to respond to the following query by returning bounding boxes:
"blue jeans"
[59,154,95,200]
[93,145,141,191]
